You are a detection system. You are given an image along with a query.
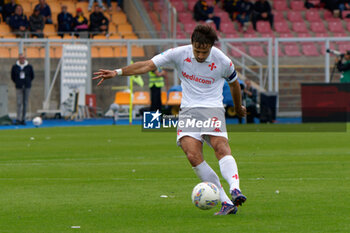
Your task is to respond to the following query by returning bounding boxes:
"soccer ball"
[32,117,43,127]
[191,182,220,210]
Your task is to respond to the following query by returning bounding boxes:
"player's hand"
[92,69,117,86]
[235,105,246,118]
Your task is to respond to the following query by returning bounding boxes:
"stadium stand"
[133,91,151,105]
[0,0,143,58]
[141,0,350,59]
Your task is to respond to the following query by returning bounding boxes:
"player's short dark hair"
[191,25,218,47]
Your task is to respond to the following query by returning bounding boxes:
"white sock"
[219,155,240,192]
[193,161,233,205]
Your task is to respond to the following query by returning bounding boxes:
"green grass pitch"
[0,124,349,233]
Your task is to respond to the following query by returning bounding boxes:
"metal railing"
[274,37,350,93]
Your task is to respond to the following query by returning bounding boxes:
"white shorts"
[176,107,228,147]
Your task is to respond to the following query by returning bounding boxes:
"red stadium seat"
[302,44,319,56]
[297,32,311,37]
[275,21,290,33]
[230,45,246,58]
[333,33,348,45]
[273,11,285,22]
[279,33,296,45]
[256,21,272,33]
[290,1,306,11]
[273,1,288,11]
[284,45,302,56]
[225,33,240,39]
[176,31,187,39]
[216,12,232,24]
[292,22,308,33]
[171,1,185,12]
[187,0,197,11]
[306,10,322,22]
[310,22,326,33]
[178,12,194,24]
[248,45,266,57]
[342,10,350,21]
[184,22,197,34]
[338,44,350,53]
[287,11,303,22]
[279,32,294,38]
[176,23,182,32]
[323,10,334,20]
[315,32,329,37]
[328,21,345,33]
[243,33,259,45]
[260,32,275,39]
[221,22,236,34]
[297,32,313,45]
[240,23,255,33]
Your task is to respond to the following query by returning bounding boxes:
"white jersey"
[151,45,237,108]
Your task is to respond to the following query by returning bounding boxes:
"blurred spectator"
[252,0,273,31]
[236,0,253,31]
[222,0,239,19]
[89,5,108,35]
[73,8,89,37]
[11,54,34,125]
[57,5,73,37]
[193,0,221,30]
[321,0,341,17]
[9,5,28,38]
[88,0,106,11]
[336,51,350,83]
[105,0,112,11]
[0,0,4,23]
[339,0,350,18]
[29,8,44,38]
[304,0,316,9]
[116,0,123,10]
[243,79,258,123]
[2,0,17,23]
[34,0,52,24]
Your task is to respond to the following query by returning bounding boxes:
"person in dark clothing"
[193,0,221,30]
[29,8,44,38]
[89,5,108,36]
[2,0,17,23]
[0,0,5,23]
[243,79,258,123]
[236,0,253,31]
[252,0,274,30]
[9,5,28,38]
[57,5,73,37]
[11,54,34,125]
[73,8,89,37]
[222,0,239,19]
[336,51,350,83]
[148,67,168,111]
[34,0,52,24]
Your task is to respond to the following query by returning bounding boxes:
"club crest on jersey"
[209,62,217,71]
[184,57,192,63]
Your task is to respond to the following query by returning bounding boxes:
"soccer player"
[93,25,247,215]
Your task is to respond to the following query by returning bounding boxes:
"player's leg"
[180,136,236,215]
[209,135,247,207]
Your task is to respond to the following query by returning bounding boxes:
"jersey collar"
[190,46,213,63]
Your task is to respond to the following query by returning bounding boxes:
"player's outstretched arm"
[229,80,246,118]
[93,60,157,86]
